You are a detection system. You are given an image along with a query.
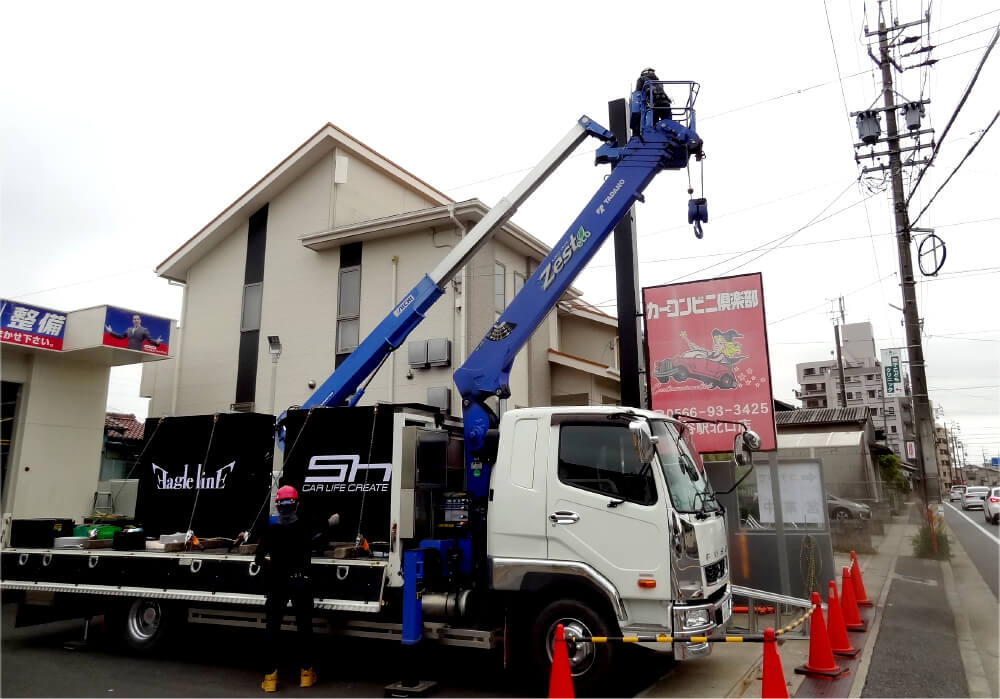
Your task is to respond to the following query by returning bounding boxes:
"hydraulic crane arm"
[276,117,616,447]
[455,81,706,497]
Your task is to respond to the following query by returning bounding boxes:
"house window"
[513,271,526,297]
[336,266,361,353]
[872,407,878,415]
[494,262,506,313]
[241,283,263,331]
[804,368,816,376]
[868,390,876,398]
[891,425,898,433]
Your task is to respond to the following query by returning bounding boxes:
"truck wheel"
[528,598,617,695]
[110,598,177,652]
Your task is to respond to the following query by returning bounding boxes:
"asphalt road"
[942,501,999,598]
[0,602,672,698]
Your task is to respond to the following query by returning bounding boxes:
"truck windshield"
[650,420,717,513]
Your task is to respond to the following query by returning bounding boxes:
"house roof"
[775,407,870,427]
[105,412,145,441]
[156,122,453,282]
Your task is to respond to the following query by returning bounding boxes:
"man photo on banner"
[106,313,162,351]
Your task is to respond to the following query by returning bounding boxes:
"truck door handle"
[549,511,580,525]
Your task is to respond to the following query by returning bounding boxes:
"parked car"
[961,486,990,511]
[949,485,966,502]
[984,487,1000,525]
[827,493,872,521]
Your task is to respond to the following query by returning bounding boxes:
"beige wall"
[559,314,617,367]
[3,348,109,520]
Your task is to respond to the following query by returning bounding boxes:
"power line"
[911,108,1000,226]
[906,23,1000,205]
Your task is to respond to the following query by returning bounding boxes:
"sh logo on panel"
[302,455,392,494]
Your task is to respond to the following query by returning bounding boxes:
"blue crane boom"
[456,81,706,497]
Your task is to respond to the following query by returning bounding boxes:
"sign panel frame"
[642,272,777,452]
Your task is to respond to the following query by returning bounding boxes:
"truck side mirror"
[733,430,761,467]
[629,421,658,463]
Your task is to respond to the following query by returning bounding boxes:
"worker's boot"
[300,667,316,688]
[261,670,278,693]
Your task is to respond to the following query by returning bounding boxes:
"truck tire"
[109,598,179,653]
[528,598,617,695]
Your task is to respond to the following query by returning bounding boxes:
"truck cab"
[488,406,732,678]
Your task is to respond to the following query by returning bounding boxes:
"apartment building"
[934,424,955,491]
[794,322,916,465]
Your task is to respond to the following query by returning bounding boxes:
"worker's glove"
[328,513,340,527]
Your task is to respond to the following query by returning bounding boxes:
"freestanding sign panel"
[0,299,66,350]
[281,407,393,544]
[643,273,777,452]
[103,306,170,355]
[881,348,902,397]
[134,413,275,538]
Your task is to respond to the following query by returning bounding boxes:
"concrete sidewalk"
[638,503,995,698]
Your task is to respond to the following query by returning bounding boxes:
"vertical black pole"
[608,98,646,409]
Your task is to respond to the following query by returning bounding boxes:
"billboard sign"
[103,307,170,355]
[643,273,777,452]
[881,348,902,397]
[0,299,66,351]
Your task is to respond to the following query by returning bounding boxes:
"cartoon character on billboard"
[105,313,163,352]
[653,328,747,390]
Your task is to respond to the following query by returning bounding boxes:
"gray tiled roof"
[775,407,869,426]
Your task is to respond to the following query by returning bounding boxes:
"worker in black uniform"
[636,68,673,124]
[255,485,340,692]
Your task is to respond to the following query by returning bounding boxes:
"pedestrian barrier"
[825,580,859,657]
[849,551,873,607]
[794,591,848,679]
[840,567,867,632]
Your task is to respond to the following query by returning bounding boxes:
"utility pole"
[832,297,848,408]
[858,14,939,504]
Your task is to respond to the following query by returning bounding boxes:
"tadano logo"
[302,454,392,494]
[152,462,235,490]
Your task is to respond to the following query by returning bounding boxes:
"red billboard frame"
[642,272,777,452]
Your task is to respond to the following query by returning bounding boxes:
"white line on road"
[943,502,1000,543]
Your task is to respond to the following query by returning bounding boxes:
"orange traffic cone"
[548,623,575,698]
[762,628,789,699]
[795,592,848,678]
[850,551,873,607]
[841,567,867,632]
[826,581,860,658]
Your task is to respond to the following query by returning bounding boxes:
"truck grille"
[704,558,726,585]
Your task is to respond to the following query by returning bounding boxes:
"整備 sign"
[0,299,66,351]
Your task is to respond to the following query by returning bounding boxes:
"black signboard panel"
[134,413,275,538]
[280,407,393,546]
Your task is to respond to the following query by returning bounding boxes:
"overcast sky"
[2,1,998,464]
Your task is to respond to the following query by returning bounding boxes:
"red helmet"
[275,485,298,502]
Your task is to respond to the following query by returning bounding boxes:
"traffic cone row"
[794,555,873,684]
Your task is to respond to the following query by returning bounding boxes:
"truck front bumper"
[670,586,733,660]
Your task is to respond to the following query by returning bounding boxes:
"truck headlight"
[682,608,710,629]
